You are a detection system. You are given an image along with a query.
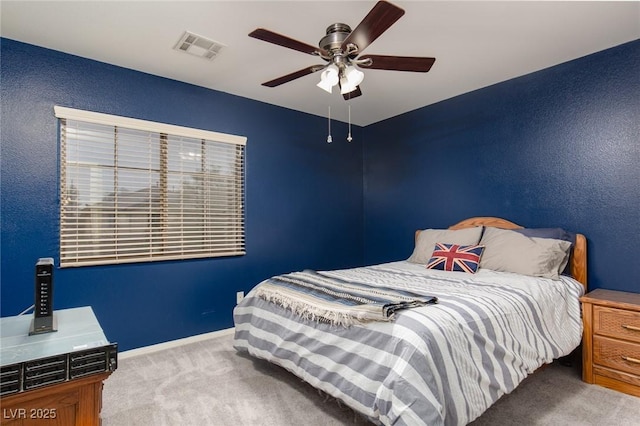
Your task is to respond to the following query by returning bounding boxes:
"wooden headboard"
[416,217,587,289]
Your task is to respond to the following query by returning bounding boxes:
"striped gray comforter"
[233,261,584,425]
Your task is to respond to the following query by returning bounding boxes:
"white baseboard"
[118,327,235,360]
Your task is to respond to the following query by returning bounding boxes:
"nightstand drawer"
[594,306,640,343]
[593,335,640,376]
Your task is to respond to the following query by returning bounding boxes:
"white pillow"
[479,227,572,279]
[407,227,483,264]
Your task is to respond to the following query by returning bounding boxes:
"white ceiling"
[1,1,638,126]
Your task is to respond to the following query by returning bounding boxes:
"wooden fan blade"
[359,55,436,72]
[343,86,362,101]
[262,65,323,87]
[341,1,405,54]
[249,28,326,56]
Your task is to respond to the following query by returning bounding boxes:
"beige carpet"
[101,332,640,425]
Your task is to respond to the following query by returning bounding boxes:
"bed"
[233,217,587,425]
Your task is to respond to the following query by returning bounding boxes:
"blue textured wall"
[2,38,639,351]
[0,39,364,350]
[362,39,640,293]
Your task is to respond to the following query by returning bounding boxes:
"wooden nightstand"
[580,289,640,397]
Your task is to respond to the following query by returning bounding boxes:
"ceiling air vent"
[174,31,225,61]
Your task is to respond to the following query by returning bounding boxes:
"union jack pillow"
[426,243,485,274]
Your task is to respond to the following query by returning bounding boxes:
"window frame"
[55,106,247,267]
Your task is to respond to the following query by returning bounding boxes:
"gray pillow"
[479,227,572,279]
[408,227,483,264]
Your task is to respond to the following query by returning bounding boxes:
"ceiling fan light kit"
[248,0,436,101]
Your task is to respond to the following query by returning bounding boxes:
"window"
[55,106,246,267]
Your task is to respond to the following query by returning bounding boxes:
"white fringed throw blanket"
[254,270,438,327]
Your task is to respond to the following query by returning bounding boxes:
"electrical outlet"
[236,291,245,304]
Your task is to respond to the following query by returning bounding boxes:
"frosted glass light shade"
[340,65,364,94]
[317,64,339,93]
[345,66,364,86]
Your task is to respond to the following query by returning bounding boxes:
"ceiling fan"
[249,0,436,101]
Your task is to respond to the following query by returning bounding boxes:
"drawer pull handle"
[622,356,640,365]
[621,324,640,332]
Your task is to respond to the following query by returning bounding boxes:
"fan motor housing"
[319,23,351,53]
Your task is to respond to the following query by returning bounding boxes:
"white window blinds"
[55,106,246,267]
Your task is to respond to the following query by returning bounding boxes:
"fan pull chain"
[347,104,353,142]
[327,106,333,143]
